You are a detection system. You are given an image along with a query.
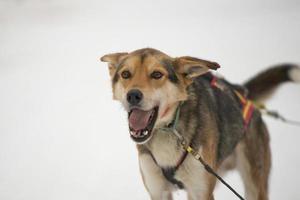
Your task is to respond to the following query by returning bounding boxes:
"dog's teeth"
[130,130,149,138]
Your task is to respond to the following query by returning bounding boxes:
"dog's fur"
[101,48,300,200]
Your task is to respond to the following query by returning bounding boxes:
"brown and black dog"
[101,48,300,200]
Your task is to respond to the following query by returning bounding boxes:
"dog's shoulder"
[191,74,246,162]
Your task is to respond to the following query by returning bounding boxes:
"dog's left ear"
[100,52,128,77]
[175,56,220,80]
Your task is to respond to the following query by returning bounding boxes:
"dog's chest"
[147,130,185,167]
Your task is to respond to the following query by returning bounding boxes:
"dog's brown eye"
[121,70,131,79]
[151,71,163,79]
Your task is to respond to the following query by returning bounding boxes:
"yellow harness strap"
[234,90,255,129]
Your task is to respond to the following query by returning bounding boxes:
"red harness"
[210,76,255,130]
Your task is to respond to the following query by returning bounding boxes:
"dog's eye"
[150,71,163,79]
[121,70,131,79]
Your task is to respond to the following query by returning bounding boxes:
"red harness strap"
[210,76,255,130]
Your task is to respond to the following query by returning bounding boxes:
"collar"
[159,101,183,132]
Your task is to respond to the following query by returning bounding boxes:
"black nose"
[127,89,143,105]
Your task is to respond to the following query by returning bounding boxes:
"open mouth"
[128,106,159,144]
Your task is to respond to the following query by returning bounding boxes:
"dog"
[100,48,300,200]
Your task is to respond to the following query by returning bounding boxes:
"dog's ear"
[175,56,220,81]
[100,52,128,77]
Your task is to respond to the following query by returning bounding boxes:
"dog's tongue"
[129,109,153,131]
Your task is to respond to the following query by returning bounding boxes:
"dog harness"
[210,75,255,130]
[149,148,187,189]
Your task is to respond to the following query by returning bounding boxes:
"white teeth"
[130,131,135,136]
[130,130,149,138]
[143,130,148,136]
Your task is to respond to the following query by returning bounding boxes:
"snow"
[0,0,300,199]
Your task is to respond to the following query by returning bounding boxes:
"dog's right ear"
[174,56,220,85]
[100,52,128,77]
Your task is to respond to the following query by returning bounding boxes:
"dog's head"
[101,48,219,144]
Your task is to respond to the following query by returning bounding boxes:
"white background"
[0,0,300,199]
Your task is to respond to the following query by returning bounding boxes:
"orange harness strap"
[210,76,254,130]
[234,91,255,129]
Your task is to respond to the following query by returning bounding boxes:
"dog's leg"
[138,153,173,200]
[236,121,271,200]
[218,152,236,177]
[186,174,215,200]
[184,145,217,200]
[185,161,216,200]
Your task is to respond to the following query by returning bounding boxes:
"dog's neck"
[155,101,181,129]
[144,97,198,167]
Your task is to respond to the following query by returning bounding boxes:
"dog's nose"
[127,89,143,106]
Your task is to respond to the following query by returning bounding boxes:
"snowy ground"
[0,0,300,199]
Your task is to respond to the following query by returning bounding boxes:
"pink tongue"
[129,109,153,131]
